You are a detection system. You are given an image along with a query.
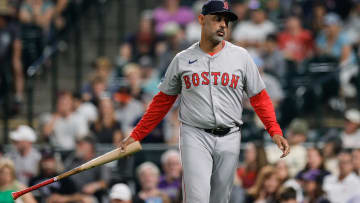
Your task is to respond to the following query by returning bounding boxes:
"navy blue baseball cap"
[201,0,238,21]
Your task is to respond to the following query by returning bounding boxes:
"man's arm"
[250,89,290,158]
[120,91,178,148]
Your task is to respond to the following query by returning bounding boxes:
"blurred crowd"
[1,0,360,202]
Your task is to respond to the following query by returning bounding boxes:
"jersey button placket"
[209,57,218,127]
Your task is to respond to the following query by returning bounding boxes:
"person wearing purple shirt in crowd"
[158,150,182,201]
[153,0,195,34]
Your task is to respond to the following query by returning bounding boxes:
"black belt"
[203,126,240,136]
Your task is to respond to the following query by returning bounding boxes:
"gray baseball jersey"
[159,41,265,129]
[159,41,265,203]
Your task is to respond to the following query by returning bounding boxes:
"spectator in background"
[83,76,108,107]
[306,2,326,37]
[322,135,342,176]
[82,57,115,101]
[237,142,268,189]
[0,158,37,203]
[264,0,282,25]
[252,54,284,108]
[139,56,161,97]
[64,136,110,202]
[29,149,93,203]
[115,43,132,77]
[260,34,286,79]
[296,147,330,182]
[135,162,170,203]
[73,92,98,125]
[340,109,360,149]
[277,187,297,203]
[232,7,275,49]
[345,0,360,45]
[275,160,304,203]
[0,4,24,109]
[185,0,203,43]
[266,118,308,177]
[41,91,88,150]
[323,151,360,203]
[300,169,330,203]
[109,183,145,203]
[158,150,182,201]
[164,106,180,145]
[352,148,360,176]
[123,63,144,101]
[6,125,41,185]
[245,165,281,203]
[316,13,357,98]
[231,0,249,24]
[114,85,144,135]
[19,0,54,77]
[152,0,194,35]
[19,0,54,32]
[126,10,156,61]
[90,96,123,145]
[277,15,314,63]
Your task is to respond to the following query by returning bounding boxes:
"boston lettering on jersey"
[183,72,240,89]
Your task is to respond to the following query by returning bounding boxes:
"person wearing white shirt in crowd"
[42,91,89,150]
[340,109,360,149]
[266,119,308,177]
[353,148,360,176]
[5,125,41,185]
[323,151,360,203]
[232,7,275,49]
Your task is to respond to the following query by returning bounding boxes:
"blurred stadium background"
[0,0,360,202]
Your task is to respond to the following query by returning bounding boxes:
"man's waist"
[201,125,242,136]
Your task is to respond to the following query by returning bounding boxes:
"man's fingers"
[280,139,290,158]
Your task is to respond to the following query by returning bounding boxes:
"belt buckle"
[212,127,222,134]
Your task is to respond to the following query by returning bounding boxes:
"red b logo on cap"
[224,1,229,9]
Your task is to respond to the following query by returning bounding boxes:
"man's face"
[338,153,353,176]
[199,14,230,44]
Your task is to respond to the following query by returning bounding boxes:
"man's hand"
[118,135,136,152]
[272,134,290,158]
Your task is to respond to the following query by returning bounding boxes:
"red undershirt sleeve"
[130,91,178,141]
[249,89,283,137]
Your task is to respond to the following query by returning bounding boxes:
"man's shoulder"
[176,42,200,58]
[224,41,249,56]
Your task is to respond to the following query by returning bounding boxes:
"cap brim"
[209,10,238,21]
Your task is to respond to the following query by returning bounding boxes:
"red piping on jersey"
[130,91,178,141]
[208,40,225,56]
[250,89,283,137]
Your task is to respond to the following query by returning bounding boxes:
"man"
[6,125,41,185]
[266,118,307,177]
[352,148,360,175]
[121,1,289,202]
[323,151,360,203]
[42,91,88,150]
[158,150,182,201]
[109,183,143,203]
[64,136,110,202]
[29,149,93,203]
[340,109,360,149]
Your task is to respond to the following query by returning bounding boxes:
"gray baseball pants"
[179,123,241,203]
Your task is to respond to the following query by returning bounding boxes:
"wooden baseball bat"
[12,141,142,200]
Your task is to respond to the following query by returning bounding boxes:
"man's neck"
[199,38,224,54]
[19,147,31,157]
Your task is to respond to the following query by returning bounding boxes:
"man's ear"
[198,14,205,26]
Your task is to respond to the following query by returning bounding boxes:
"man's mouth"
[217,30,225,36]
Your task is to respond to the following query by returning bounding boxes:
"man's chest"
[178,55,246,91]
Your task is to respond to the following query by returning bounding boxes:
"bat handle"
[12,178,55,200]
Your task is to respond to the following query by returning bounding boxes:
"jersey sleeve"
[244,51,266,97]
[158,55,182,95]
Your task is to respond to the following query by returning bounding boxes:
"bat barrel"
[11,178,55,200]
